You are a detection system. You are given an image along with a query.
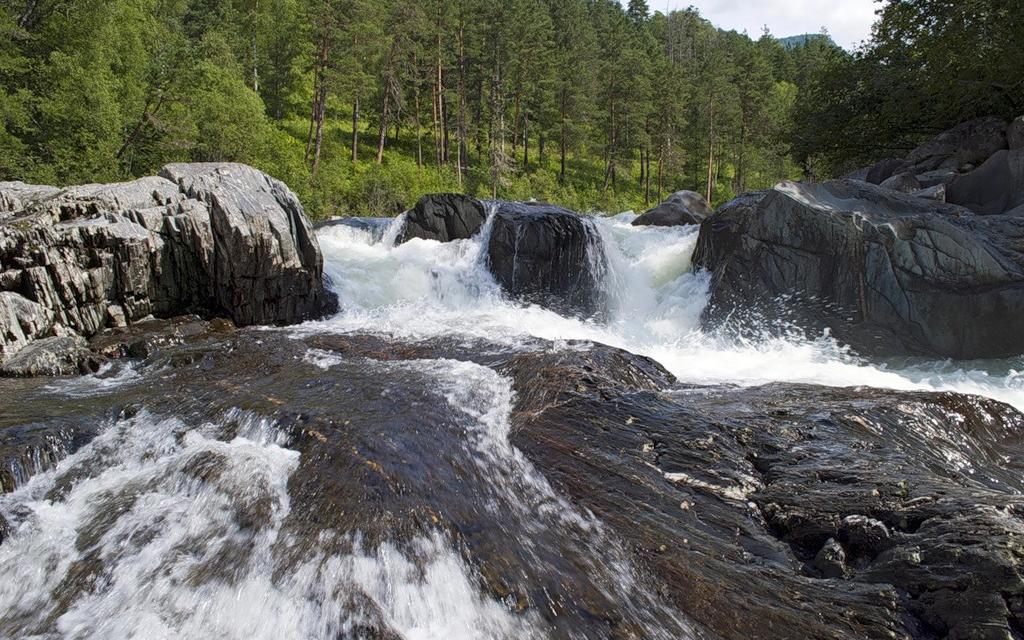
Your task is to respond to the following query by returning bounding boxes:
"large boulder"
[1008,115,1024,150]
[693,179,1024,359]
[397,193,487,243]
[486,202,606,318]
[0,163,335,373]
[632,190,712,227]
[865,157,905,185]
[946,149,1024,215]
[902,116,1008,173]
[159,162,335,325]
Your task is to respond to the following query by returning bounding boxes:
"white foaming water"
[310,211,1024,411]
[0,408,540,640]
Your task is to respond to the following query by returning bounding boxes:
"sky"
[657,0,879,50]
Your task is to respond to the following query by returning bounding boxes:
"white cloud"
[655,0,879,49]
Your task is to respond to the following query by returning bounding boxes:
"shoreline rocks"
[0,163,336,375]
[693,179,1024,359]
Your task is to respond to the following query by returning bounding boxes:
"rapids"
[311,209,1024,412]
[3,204,1024,640]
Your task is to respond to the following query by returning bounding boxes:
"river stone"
[879,171,921,193]
[903,116,1008,173]
[914,169,958,188]
[813,539,848,579]
[486,202,606,318]
[397,193,487,243]
[946,149,1024,215]
[632,190,712,227]
[0,335,91,377]
[693,179,1024,359]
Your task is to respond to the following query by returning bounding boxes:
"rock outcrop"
[632,190,711,227]
[0,163,335,373]
[946,149,1024,215]
[396,193,487,243]
[487,201,606,318]
[7,329,1022,639]
[693,179,1024,359]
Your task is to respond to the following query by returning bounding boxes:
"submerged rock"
[0,163,335,374]
[397,193,487,243]
[632,190,712,227]
[693,179,1024,358]
[486,202,606,318]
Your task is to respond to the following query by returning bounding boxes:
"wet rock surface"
[0,163,335,374]
[693,179,1024,358]
[396,193,487,243]
[632,190,711,227]
[1,329,1021,639]
[487,202,606,318]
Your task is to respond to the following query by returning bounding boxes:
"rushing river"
[311,209,1024,411]
[1,206,1022,639]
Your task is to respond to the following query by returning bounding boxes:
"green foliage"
[0,0,839,217]
[793,0,1024,174]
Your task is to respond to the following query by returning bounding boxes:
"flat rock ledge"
[0,163,336,374]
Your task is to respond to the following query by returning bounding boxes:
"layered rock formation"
[696,115,1024,358]
[694,179,1024,358]
[0,163,335,374]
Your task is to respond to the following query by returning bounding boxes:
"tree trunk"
[414,83,423,167]
[523,112,529,173]
[457,14,468,183]
[705,100,716,203]
[376,91,389,164]
[351,96,360,162]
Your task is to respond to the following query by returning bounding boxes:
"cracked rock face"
[693,179,1024,359]
[0,163,336,372]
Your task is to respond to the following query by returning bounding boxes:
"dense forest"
[1,0,1021,218]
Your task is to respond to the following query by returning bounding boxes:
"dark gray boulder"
[486,202,605,318]
[1008,115,1024,150]
[902,116,1008,173]
[0,163,336,374]
[946,149,1024,215]
[693,179,1024,359]
[879,171,921,193]
[397,193,487,243]
[632,190,711,227]
[914,168,959,188]
[865,157,905,184]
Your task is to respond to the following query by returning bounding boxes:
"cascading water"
[311,210,1024,411]
[4,204,1024,639]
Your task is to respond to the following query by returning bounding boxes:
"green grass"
[265,107,797,220]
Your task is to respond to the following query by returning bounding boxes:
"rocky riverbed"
[2,118,1024,639]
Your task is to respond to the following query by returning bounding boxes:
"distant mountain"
[777,33,836,49]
